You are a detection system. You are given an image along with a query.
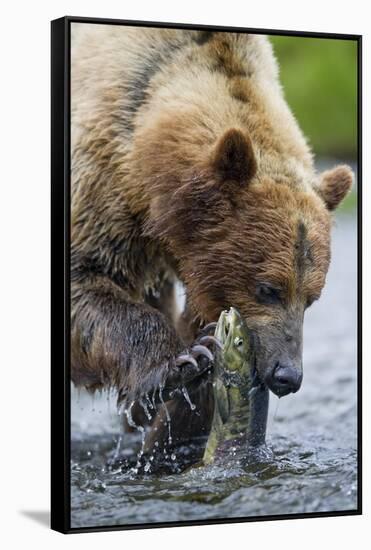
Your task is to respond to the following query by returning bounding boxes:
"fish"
[203,307,269,465]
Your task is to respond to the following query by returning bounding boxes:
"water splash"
[139,397,152,421]
[124,401,142,431]
[151,388,157,410]
[159,386,172,445]
[112,435,122,462]
[124,401,146,472]
[145,392,155,411]
[182,386,196,411]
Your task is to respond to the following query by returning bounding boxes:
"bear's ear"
[317,165,354,211]
[212,128,257,184]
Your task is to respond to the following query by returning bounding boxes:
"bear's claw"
[198,335,223,349]
[189,344,214,362]
[198,322,217,337]
[175,354,198,369]
[169,341,216,390]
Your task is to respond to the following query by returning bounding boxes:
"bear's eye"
[255,283,282,305]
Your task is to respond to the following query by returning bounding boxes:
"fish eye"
[255,283,282,305]
[234,337,244,348]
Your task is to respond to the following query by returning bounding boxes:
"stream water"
[70,214,358,529]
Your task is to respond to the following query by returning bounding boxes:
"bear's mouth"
[251,360,265,390]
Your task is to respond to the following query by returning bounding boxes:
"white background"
[0,0,369,547]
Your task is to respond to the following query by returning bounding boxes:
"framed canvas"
[51,16,362,533]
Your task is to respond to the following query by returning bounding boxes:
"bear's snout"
[267,361,303,397]
[249,318,304,398]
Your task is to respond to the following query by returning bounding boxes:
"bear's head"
[147,128,353,397]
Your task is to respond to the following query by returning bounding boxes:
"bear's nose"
[270,363,303,396]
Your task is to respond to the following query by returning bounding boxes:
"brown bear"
[70,25,353,453]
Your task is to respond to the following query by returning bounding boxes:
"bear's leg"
[122,277,178,430]
[143,382,214,466]
[71,276,215,403]
[122,279,218,431]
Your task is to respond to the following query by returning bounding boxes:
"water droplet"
[139,397,152,421]
[182,386,196,410]
[159,386,172,445]
[124,401,146,462]
[112,435,122,461]
[145,392,154,410]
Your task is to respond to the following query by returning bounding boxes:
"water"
[70,214,358,529]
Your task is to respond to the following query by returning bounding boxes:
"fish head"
[214,307,251,380]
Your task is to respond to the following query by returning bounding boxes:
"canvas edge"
[50,15,362,534]
[51,16,71,534]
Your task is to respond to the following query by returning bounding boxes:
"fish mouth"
[215,307,242,345]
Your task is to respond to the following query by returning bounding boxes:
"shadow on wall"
[19,510,50,528]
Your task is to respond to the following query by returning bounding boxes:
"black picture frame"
[51,16,362,534]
